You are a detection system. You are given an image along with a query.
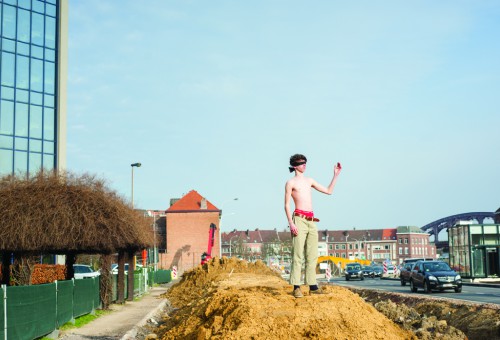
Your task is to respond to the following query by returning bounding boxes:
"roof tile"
[167,190,219,212]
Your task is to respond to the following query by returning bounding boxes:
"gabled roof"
[166,190,219,212]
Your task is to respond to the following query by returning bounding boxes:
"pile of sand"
[154,257,416,339]
[354,288,499,340]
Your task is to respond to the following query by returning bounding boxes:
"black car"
[372,266,383,277]
[409,260,462,293]
[345,263,364,281]
[361,265,375,278]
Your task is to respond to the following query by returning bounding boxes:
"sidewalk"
[60,281,176,340]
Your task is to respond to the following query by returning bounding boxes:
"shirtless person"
[285,154,341,298]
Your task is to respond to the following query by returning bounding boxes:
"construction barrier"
[317,256,371,270]
[0,277,99,340]
[0,268,172,340]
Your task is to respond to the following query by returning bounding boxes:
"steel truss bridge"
[421,212,496,250]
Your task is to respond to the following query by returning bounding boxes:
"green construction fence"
[0,269,171,340]
[0,277,99,340]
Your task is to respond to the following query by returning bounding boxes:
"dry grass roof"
[0,171,153,254]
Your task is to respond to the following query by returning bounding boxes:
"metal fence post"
[55,281,58,324]
[2,284,6,340]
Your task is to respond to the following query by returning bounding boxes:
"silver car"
[73,264,100,279]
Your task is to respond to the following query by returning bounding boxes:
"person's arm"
[284,181,298,236]
[312,163,342,195]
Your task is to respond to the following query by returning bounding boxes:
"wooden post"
[126,251,135,301]
[99,254,112,309]
[65,252,76,280]
[1,253,10,286]
[117,251,125,304]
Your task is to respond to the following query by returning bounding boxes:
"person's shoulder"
[303,176,314,183]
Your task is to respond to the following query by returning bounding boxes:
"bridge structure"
[421,212,496,250]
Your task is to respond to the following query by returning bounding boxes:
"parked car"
[73,264,100,279]
[345,263,364,281]
[361,265,375,278]
[111,263,143,274]
[370,265,382,277]
[409,260,462,293]
[399,262,415,286]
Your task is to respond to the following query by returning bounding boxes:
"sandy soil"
[153,258,415,340]
[353,288,500,340]
[146,258,500,340]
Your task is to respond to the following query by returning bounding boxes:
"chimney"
[201,197,207,209]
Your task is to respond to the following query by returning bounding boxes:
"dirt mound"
[354,288,500,340]
[154,257,415,339]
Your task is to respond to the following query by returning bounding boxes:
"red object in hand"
[337,162,342,169]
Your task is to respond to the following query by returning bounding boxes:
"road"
[322,276,500,305]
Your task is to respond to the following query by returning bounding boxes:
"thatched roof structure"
[0,172,153,254]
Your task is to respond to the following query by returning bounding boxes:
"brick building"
[319,229,398,263]
[222,227,435,265]
[158,190,220,274]
[396,226,437,263]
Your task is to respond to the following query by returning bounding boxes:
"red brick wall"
[160,211,220,273]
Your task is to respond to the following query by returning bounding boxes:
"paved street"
[322,276,500,305]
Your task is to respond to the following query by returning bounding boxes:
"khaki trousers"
[289,215,318,286]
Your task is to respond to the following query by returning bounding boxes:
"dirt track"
[148,258,500,340]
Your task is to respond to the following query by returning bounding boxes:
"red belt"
[294,212,320,222]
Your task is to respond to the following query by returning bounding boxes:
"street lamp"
[218,198,238,258]
[229,234,239,257]
[351,237,364,260]
[149,210,166,270]
[130,162,141,209]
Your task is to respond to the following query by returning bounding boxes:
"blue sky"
[67,1,499,233]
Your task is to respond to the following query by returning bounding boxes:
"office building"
[0,0,67,176]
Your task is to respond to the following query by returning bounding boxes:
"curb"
[121,298,168,340]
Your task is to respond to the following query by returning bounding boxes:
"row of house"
[221,226,437,265]
[149,189,437,274]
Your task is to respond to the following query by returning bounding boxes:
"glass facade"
[0,0,61,176]
[449,223,500,278]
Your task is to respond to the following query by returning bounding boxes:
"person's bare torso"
[288,176,314,211]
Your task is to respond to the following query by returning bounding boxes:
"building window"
[384,245,390,250]
[341,244,346,250]
[398,238,402,244]
[329,244,333,250]
[335,244,339,250]
[405,248,409,255]
[0,1,62,177]
[404,238,408,244]
[399,247,402,255]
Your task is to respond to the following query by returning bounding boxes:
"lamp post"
[218,198,238,258]
[351,237,364,260]
[343,231,349,259]
[229,234,239,257]
[130,162,141,209]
